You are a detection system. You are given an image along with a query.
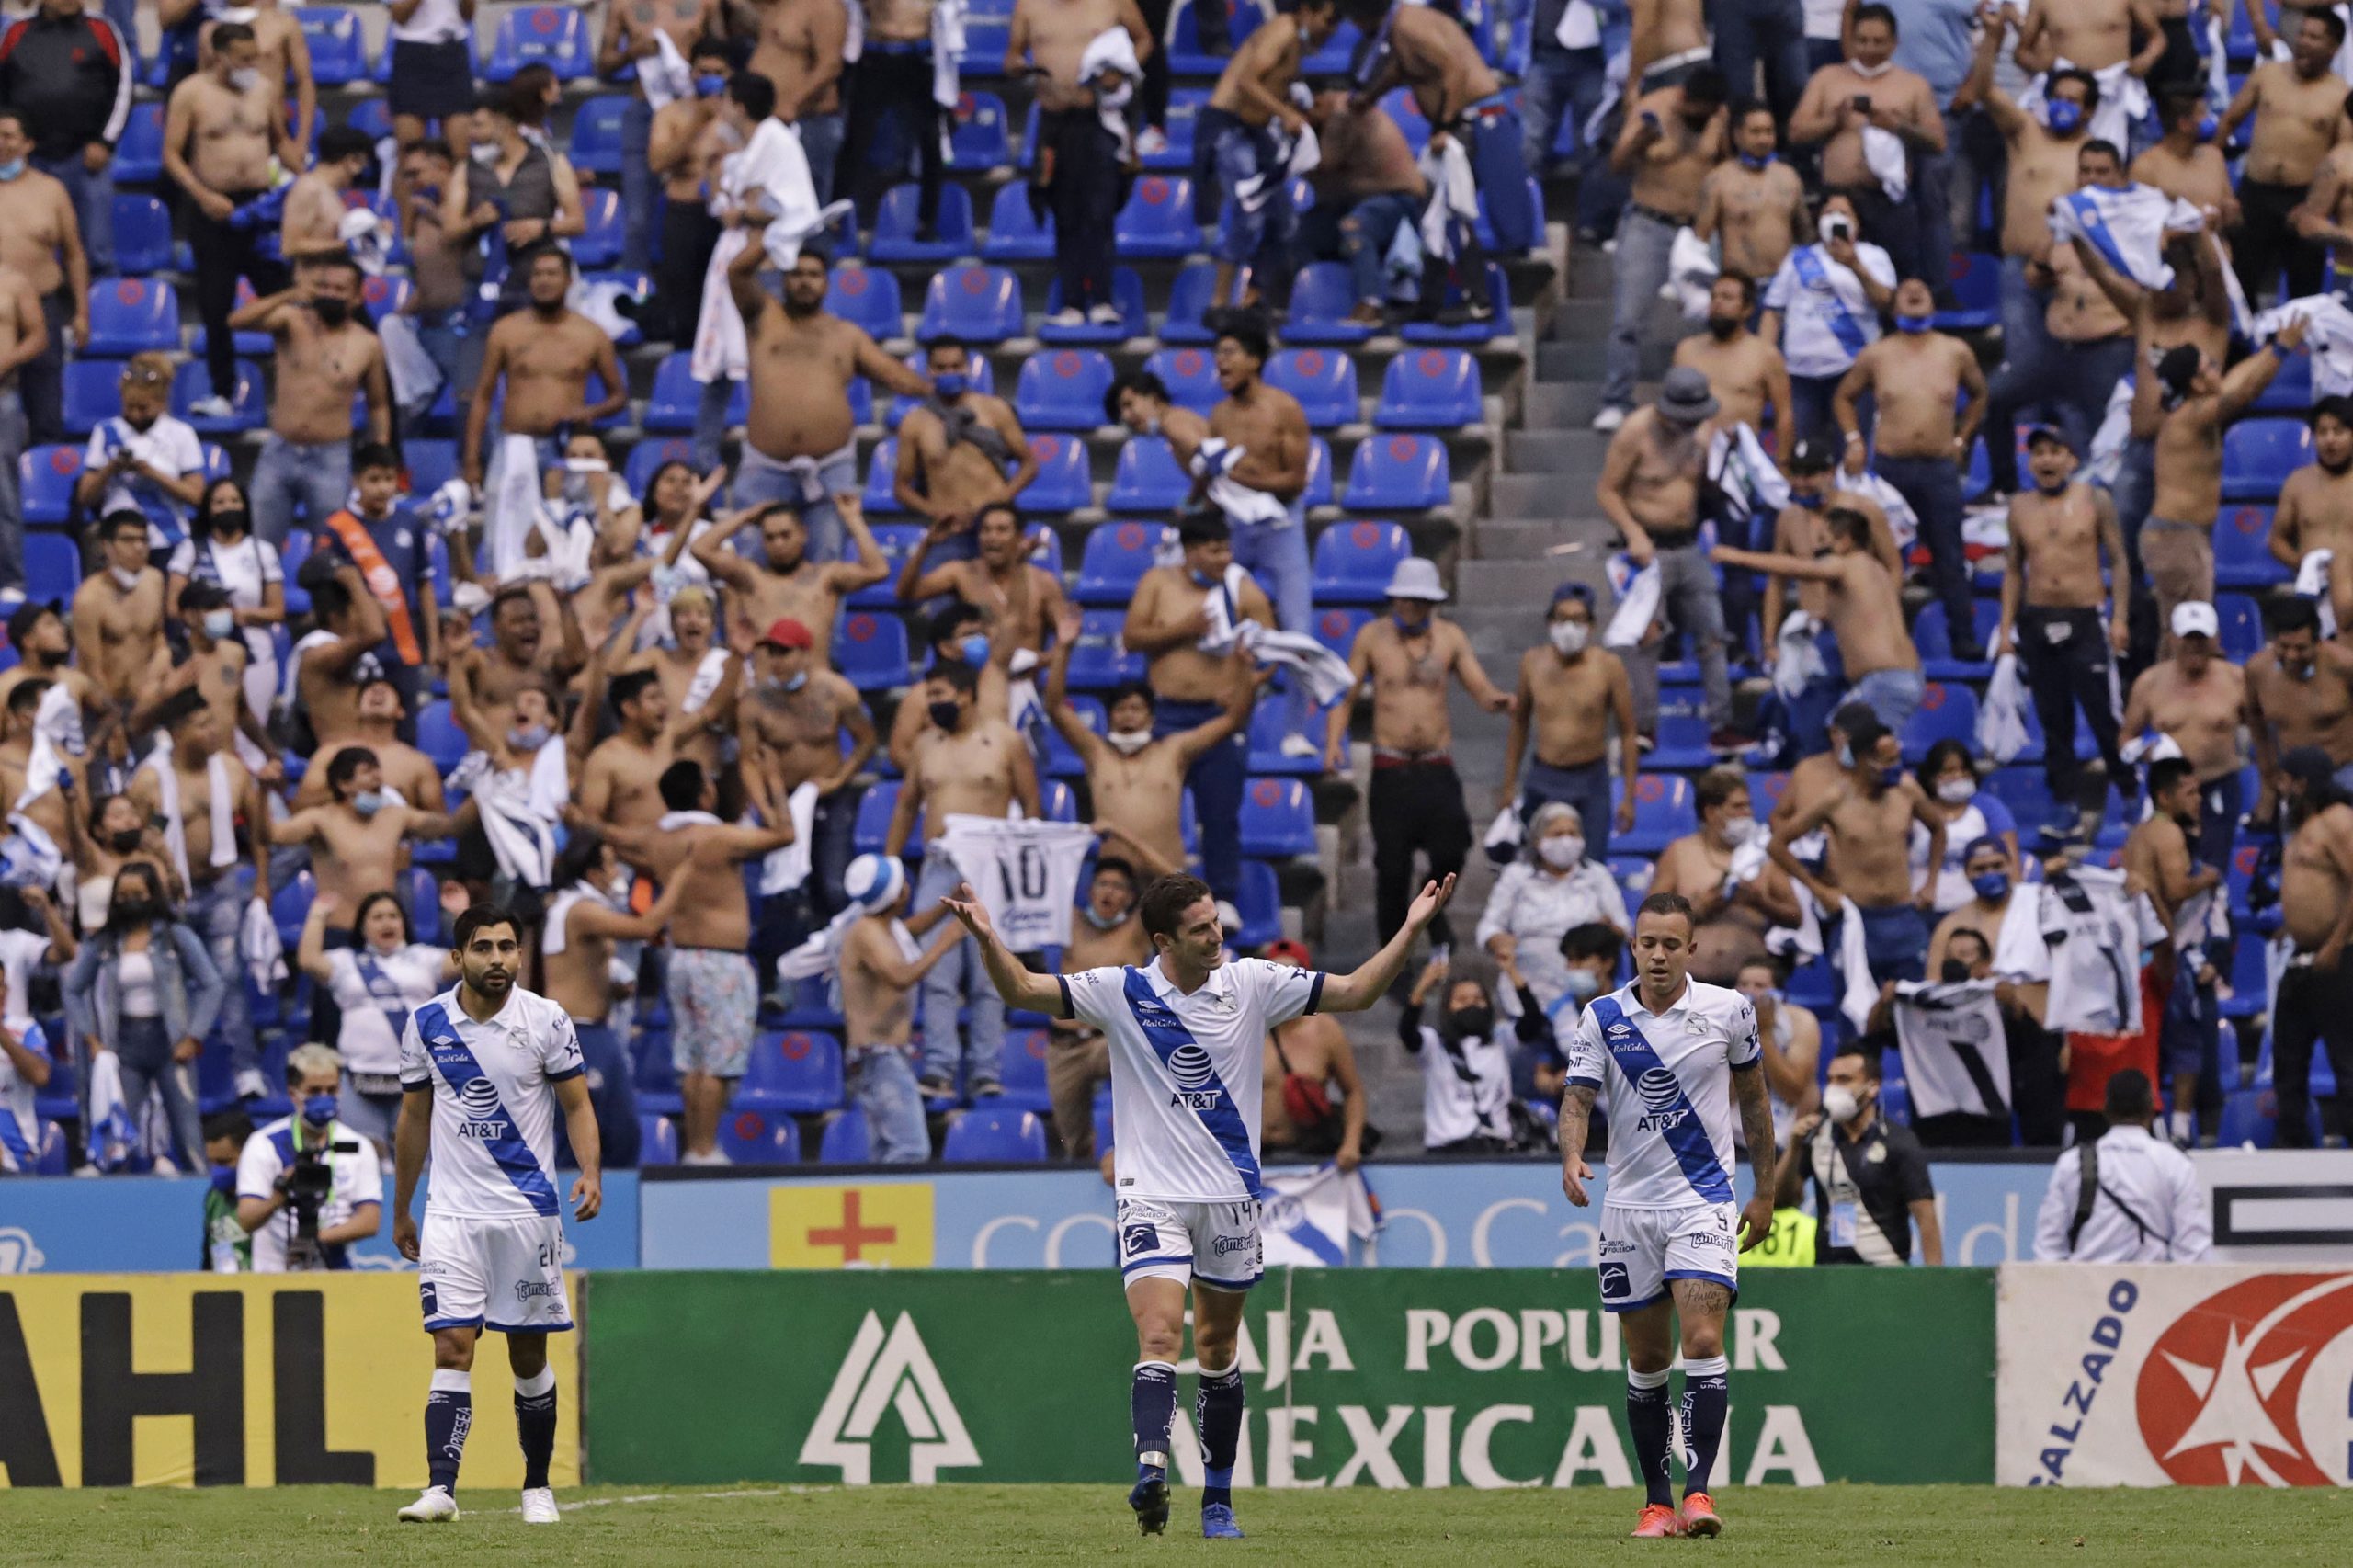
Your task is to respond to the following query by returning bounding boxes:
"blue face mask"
[0,159,23,183]
[1393,611,1428,635]
[933,371,968,399]
[695,74,728,98]
[1895,313,1934,335]
[351,790,388,818]
[1836,742,1855,768]
[301,1092,338,1128]
[960,632,991,666]
[1971,870,2011,903]
[2046,99,2084,135]
[1792,490,1825,509]
[2194,112,2219,143]
[1875,764,1904,790]
[1738,151,1772,170]
[1563,968,1602,1001]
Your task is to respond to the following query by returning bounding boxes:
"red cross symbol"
[808,1191,897,1262]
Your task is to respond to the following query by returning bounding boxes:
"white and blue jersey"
[397,984,585,1221]
[1563,978,1759,1210]
[1760,241,1895,380]
[1060,956,1326,1203]
[0,1017,51,1171]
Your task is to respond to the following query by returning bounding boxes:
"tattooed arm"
[1732,1061,1778,1250]
[1560,1084,1598,1206]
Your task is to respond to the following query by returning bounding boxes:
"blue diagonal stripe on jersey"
[1121,969,1264,1199]
[415,1000,560,1216]
[1586,996,1733,1204]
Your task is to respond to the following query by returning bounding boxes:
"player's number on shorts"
[1000,846,1049,904]
[538,1241,559,1269]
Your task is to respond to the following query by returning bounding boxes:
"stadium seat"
[1076,520,1174,604]
[1267,347,1359,428]
[717,1107,802,1164]
[1238,777,1316,857]
[825,266,904,341]
[578,271,653,347]
[1472,176,1545,252]
[1613,774,1697,855]
[1302,437,1335,507]
[20,446,83,526]
[85,277,179,356]
[1107,437,1189,510]
[638,1114,678,1165]
[982,181,1055,262]
[415,699,468,773]
[1311,520,1411,603]
[111,195,174,275]
[1375,349,1483,428]
[2212,503,2290,587]
[115,102,165,184]
[623,437,697,496]
[24,535,79,607]
[739,1030,846,1113]
[2255,347,2313,412]
[361,273,414,319]
[1381,88,1432,155]
[850,523,927,608]
[1283,262,1375,345]
[1313,605,1371,660]
[292,6,368,85]
[1247,692,1321,775]
[1065,608,1144,687]
[644,352,747,432]
[2221,417,2311,501]
[1160,262,1220,344]
[1013,348,1115,431]
[1912,599,2003,680]
[1114,175,1201,258]
[1233,859,1282,949]
[1302,16,1364,72]
[1935,251,2002,332]
[870,182,978,264]
[1142,345,1222,414]
[833,611,913,691]
[1040,268,1149,343]
[346,98,395,144]
[961,18,1012,73]
[1149,89,1210,170]
[569,95,630,176]
[270,871,316,953]
[63,361,125,436]
[852,780,902,855]
[572,187,623,267]
[942,1105,1048,1161]
[1343,434,1450,509]
[819,1105,875,1163]
[634,1033,681,1116]
[860,437,905,513]
[2215,592,2263,662]
[486,6,593,81]
[1019,433,1093,511]
[998,1029,1055,1113]
[1900,683,1981,764]
[1168,0,1270,74]
[1041,695,1106,778]
[1647,713,1719,771]
[1400,264,1517,343]
[949,90,1012,170]
[915,265,1024,343]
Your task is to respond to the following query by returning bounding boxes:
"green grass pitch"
[4,1483,2345,1565]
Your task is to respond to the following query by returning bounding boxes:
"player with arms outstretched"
[1559,892,1776,1539]
[944,869,1454,1541]
[389,903,603,1526]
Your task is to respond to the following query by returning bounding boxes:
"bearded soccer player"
[391,904,601,1525]
[1559,892,1776,1539]
[943,869,1455,1540]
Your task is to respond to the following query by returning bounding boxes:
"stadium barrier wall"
[581,1267,1998,1487]
[1994,1263,2353,1488]
[0,1272,581,1488]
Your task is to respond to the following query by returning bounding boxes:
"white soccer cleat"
[187,395,237,422]
[520,1487,561,1524]
[397,1486,459,1523]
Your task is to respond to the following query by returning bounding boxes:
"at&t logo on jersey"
[1633,1067,1688,1131]
[455,1078,505,1139]
[1165,1042,1222,1110]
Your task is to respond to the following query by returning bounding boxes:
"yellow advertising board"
[0,1273,579,1488]
[769,1183,937,1269]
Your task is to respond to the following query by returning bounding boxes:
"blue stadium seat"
[1647,713,1718,771]
[1267,347,1358,428]
[270,870,315,952]
[1613,774,1697,855]
[570,96,630,176]
[2221,418,2311,502]
[949,91,1012,170]
[1150,89,1211,170]
[1401,264,1517,343]
[115,102,165,184]
[1899,682,1981,764]
[1040,268,1149,343]
[998,1029,1055,1113]
[279,532,315,614]
[1311,520,1411,603]
[982,180,1055,261]
[623,437,697,496]
[20,446,83,526]
[2215,592,2263,662]
[852,780,901,854]
[1076,520,1174,604]
[1041,695,1106,778]
[1343,434,1450,509]
[826,266,904,340]
[637,1113,678,1165]
[1935,251,2002,332]
[63,361,124,435]
[635,1032,681,1116]
[818,1106,875,1163]
[111,195,174,275]
[2255,348,2313,412]
[1142,345,1222,413]
[361,273,414,320]
[1168,0,1270,74]
[24,535,79,607]
[773,975,847,1034]
[1248,694,1324,775]
[1160,262,1220,344]
[852,523,927,608]
[644,351,746,432]
[2212,503,2290,587]
[870,182,978,264]
[739,1030,846,1113]
[1114,175,1201,258]
[860,437,905,513]
[2218,935,2269,1020]
[717,1107,802,1164]
[345,99,394,144]
[1238,777,1316,857]
[886,347,992,427]
[1472,177,1545,252]
[942,1105,1048,1161]
[1066,608,1144,687]
[293,6,368,85]
[1233,859,1282,949]
[1375,348,1483,428]
[1108,437,1189,510]
[1381,88,1432,155]
[1019,432,1093,510]
[85,276,179,356]
[486,6,593,81]
[1313,605,1370,660]
[1912,599,2002,680]
[1302,437,1335,507]
[1302,17,1364,73]
[1984,767,2059,845]
[916,265,1023,343]
[572,187,622,267]
[834,611,913,691]
[416,699,468,773]
[1013,347,1115,431]
[962,19,1012,73]
[1283,262,1375,345]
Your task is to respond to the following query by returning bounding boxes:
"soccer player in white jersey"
[1560,892,1777,1540]
[389,904,603,1526]
[944,869,1455,1541]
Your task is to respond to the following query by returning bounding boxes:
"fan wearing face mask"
[897,503,1065,679]
[70,510,171,714]
[232,253,392,548]
[728,619,879,914]
[894,345,1041,553]
[1106,369,1211,469]
[885,603,1016,771]
[1909,740,2019,914]
[62,861,225,1173]
[1693,104,1808,286]
[1785,4,1943,284]
[1771,1043,1941,1266]
[1757,191,1894,444]
[1670,272,1794,440]
[1770,718,1946,991]
[2245,596,2353,811]
[1712,502,1925,734]
[2131,85,2235,232]
[1399,956,1537,1154]
[1475,801,1630,1006]
[1501,585,1636,861]
[1049,860,1150,1165]
[1649,767,1803,984]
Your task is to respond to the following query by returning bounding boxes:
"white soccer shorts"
[416,1211,573,1333]
[1596,1200,1740,1313]
[1116,1196,1262,1292]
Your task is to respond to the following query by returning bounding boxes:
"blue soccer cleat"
[1201,1503,1245,1540]
[1128,1472,1169,1535]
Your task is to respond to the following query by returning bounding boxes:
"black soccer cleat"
[1128,1473,1170,1536]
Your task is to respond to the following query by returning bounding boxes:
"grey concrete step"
[1471,518,1572,560]
[1456,559,1572,609]
[1519,380,1608,428]
[1503,427,1611,474]
[1543,298,1616,341]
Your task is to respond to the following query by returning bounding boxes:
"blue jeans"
[112,1015,204,1171]
[1848,666,1927,734]
[1788,372,1863,447]
[798,111,845,206]
[1987,333,2134,495]
[1466,98,1535,252]
[1875,455,1975,658]
[0,389,24,593]
[413,312,467,437]
[1855,903,1928,987]
[1915,111,1968,303]
[1788,631,1847,758]
[36,153,113,277]
[730,442,858,562]
[847,1044,930,1163]
[620,97,654,273]
[1712,0,1809,124]
[1337,192,1421,303]
[913,852,1005,1088]
[1159,697,1245,900]
[571,1022,641,1168]
[2195,768,2240,875]
[1521,46,1606,179]
[1229,514,1312,736]
[184,876,256,1085]
[1520,757,1615,862]
[251,434,353,547]
[1604,207,1677,410]
[1207,110,1295,270]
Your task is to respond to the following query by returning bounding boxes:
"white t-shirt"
[1763,242,1896,379]
[1061,955,1325,1203]
[0,1017,49,1163]
[390,0,471,43]
[233,1116,385,1272]
[1802,0,1847,39]
[1563,978,1761,1210]
[1408,1023,1515,1147]
[0,926,52,1030]
[938,817,1099,950]
[397,985,585,1221]
[85,416,207,550]
[168,531,283,614]
[327,944,449,1077]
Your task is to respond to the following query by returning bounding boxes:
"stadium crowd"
[0,0,2347,1239]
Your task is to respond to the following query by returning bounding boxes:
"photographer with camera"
[233,1043,381,1271]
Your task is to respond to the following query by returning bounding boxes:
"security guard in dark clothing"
[1772,1042,1944,1265]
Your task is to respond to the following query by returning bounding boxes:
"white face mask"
[1539,834,1585,869]
[1823,1084,1864,1123]
[1937,777,1977,805]
[1717,815,1759,846]
[1549,619,1590,656]
[1848,59,1893,78]
[1105,729,1153,756]
[202,609,235,640]
[471,142,499,165]
[109,565,142,592]
[227,66,260,92]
